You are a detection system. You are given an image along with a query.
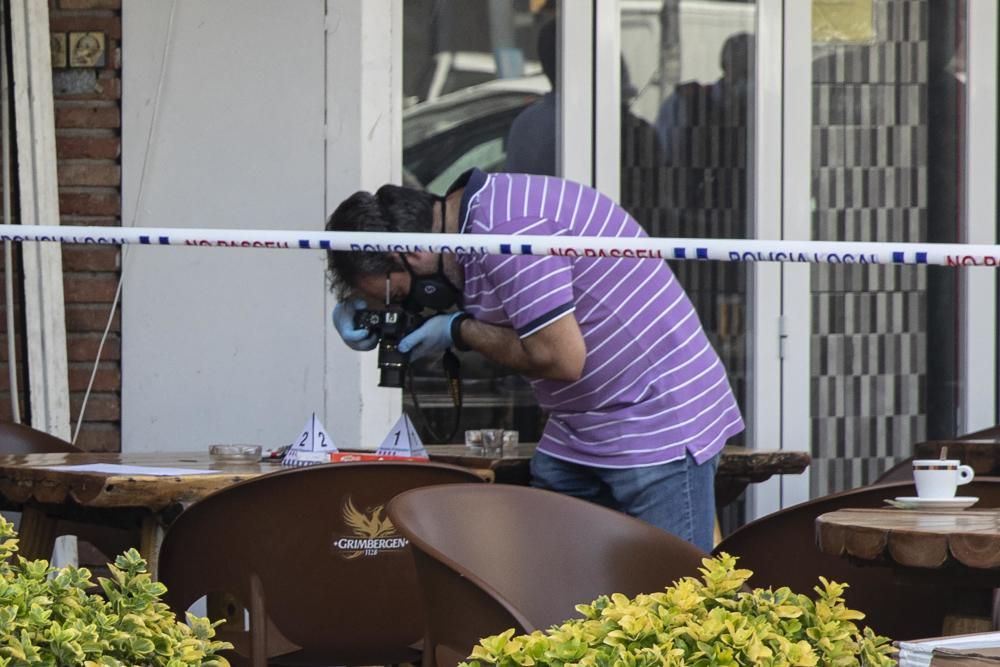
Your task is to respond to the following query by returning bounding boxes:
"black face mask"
[399,195,463,313]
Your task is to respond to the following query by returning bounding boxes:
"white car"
[416,50,545,104]
[403,75,550,194]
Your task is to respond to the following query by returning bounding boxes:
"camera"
[354,305,425,388]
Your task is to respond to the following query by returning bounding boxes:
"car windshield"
[402,78,548,194]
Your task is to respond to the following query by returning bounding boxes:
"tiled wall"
[810,0,936,495]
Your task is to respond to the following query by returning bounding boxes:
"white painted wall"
[122,0,399,452]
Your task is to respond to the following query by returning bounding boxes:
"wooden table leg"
[139,514,165,579]
[18,505,58,561]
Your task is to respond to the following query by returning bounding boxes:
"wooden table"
[0,445,810,576]
[714,446,812,507]
[0,451,285,574]
[426,444,812,508]
[816,507,1000,633]
[817,508,1000,573]
[0,450,502,572]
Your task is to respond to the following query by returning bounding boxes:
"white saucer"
[887,496,979,510]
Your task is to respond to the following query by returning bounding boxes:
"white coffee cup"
[912,459,975,499]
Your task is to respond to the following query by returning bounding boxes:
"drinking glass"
[464,429,483,455]
[501,430,519,456]
[481,429,504,455]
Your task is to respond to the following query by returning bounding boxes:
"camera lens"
[377,343,409,388]
[379,366,406,388]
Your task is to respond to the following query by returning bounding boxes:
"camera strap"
[441,349,463,409]
[406,348,464,443]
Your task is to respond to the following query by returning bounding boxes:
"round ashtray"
[209,444,262,464]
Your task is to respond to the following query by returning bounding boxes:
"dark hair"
[325,184,436,299]
[720,32,753,82]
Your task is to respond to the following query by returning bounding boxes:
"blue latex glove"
[332,298,378,351]
[398,312,464,361]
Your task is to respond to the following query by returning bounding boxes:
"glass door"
[400,0,561,443]
[605,0,763,527]
[616,0,756,441]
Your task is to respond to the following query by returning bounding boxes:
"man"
[505,19,661,176]
[655,32,752,167]
[326,169,743,552]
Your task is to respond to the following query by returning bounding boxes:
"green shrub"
[462,553,896,667]
[0,514,231,666]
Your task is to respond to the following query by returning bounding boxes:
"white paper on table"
[42,464,219,476]
[897,630,1000,667]
[900,631,1000,654]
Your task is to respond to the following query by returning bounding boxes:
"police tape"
[2,223,1000,267]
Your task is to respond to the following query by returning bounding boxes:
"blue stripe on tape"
[500,244,512,254]
[298,240,310,249]
[520,244,532,255]
[319,240,330,250]
[139,236,150,244]
[674,248,686,259]
[892,251,904,263]
[696,247,708,259]
[916,251,928,264]
[158,236,169,245]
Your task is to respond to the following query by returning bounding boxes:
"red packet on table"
[329,452,429,463]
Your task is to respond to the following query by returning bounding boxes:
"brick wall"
[0,0,122,449]
[52,0,123,451]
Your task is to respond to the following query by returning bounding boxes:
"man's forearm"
[456,316,585,382]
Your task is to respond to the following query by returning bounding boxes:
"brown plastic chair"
[157,461,485,667]
[386,484,710,667]
[873,456,913,483]
[960,424,1000,440]
[0,420,81,454]
[0,421,134,564]
[713,478,1000,641]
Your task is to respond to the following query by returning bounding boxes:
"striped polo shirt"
[451,169,745,468]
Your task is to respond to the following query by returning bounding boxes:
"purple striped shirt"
[452,169,744,468]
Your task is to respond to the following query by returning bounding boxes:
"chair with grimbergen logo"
[157,461,484,667]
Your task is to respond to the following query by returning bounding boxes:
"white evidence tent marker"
[375,414,428,459]
[282,412,337,467]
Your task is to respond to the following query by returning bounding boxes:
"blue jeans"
[530,451,719,553]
